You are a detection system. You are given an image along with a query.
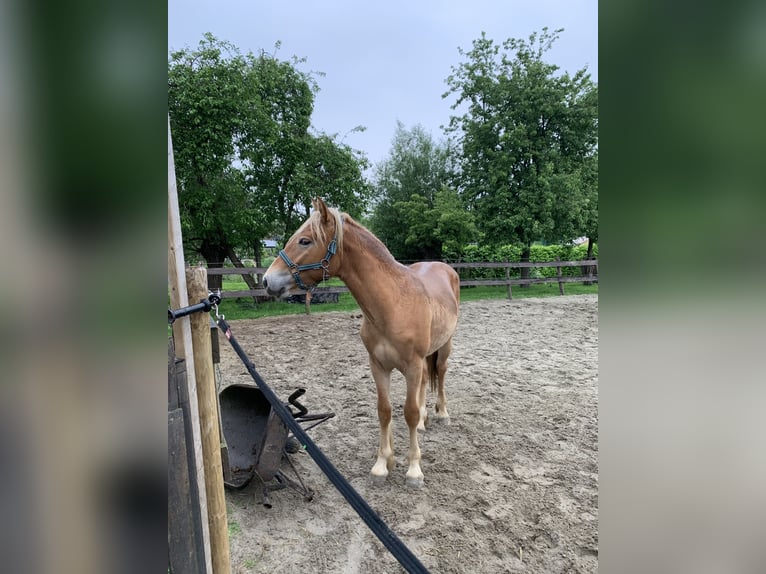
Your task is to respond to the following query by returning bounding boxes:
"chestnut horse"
[263,198,460,488]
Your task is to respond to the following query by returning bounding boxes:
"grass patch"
[220,291,360,320]
[216,281,597,321]
[460,281,598,302]
[228,519,242,537]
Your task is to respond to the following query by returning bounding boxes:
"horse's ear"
[314,197,331,224]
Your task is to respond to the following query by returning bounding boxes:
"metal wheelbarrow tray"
[218,383,335,507]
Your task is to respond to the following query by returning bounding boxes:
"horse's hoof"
[433,415,451,425]
[370,473,388,486]
[405,475,424,489]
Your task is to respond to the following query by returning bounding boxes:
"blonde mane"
[308,205,345,255]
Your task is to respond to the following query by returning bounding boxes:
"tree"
[238,52,370,240]
[578,151,598,282]
[282,131,371,234]
[169,34,371,288]
[433,187,480,259]
[369,123,457,260]
[443,28,598,282]
[392,187,479,261]
[168,34,271,289]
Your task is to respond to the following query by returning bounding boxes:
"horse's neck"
[336,223,411,324]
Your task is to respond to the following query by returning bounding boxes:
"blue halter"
[278,236,338,291]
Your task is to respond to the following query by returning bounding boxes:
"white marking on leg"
[370,419,393,483]
[369,360,394,484]
[404,371,424,488]
[405,424,424,488]
[417,371,427,431]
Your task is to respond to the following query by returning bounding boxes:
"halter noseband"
[278,236,338,291]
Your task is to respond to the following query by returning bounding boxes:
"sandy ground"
[217,294,598,573]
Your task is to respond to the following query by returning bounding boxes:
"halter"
[278,235,338,291]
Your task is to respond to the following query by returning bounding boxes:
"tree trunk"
[582,237,595,286]
[226,246,259,305]
[520,244,531,289]
[199,240,227,292]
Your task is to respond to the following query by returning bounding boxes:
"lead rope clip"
[209,289,223,320]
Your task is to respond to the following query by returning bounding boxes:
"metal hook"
[208,289,223,320]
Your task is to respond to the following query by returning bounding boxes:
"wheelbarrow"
[218,383,335,508]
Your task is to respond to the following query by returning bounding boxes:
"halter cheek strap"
[278,237,338,291]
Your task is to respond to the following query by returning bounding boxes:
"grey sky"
[168,1,597,171]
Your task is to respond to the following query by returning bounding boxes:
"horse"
[263,198,460,488]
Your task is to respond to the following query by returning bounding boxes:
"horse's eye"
[298,237,312,246]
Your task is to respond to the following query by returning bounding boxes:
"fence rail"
[205,259,597,300]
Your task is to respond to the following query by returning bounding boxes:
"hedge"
[452,243,598,280]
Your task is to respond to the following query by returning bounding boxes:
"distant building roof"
[262,239,278,248]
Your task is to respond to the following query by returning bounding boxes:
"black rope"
[216,316,430,574]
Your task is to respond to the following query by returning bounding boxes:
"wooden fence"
[206,259,598,300]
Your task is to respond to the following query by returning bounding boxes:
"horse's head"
[263,198,343,297]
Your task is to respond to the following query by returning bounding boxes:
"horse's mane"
[308,205,345,255]
[308,204,401,266]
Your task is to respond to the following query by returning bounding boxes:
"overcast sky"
[168,1,597,172]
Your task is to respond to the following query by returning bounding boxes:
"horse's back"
[409,261,460,311]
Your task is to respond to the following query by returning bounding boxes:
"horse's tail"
[426,352,439,393]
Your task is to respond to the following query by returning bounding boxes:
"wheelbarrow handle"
[287,388,308,418]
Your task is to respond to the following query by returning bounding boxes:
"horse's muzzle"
[262,277,286,298]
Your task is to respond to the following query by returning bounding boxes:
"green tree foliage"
[393,188,480,260]
[237,51,371,238]
[369,123,476,260]
[168,34,371,284]
[168,34,265,281]
[433,187,481,259]
[579,150,598,247]
[443,28,598,259]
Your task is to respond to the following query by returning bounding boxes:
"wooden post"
[187,266,231,574]
[505,260,512,300]
[168,118,213,574]
[556,257,565,295]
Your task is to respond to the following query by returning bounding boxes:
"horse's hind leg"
[433,338,452,424]
[369,358,395,485]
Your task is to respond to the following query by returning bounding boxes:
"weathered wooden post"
[505,259,513,300]
[187,266,231,574]
[556,257,565,295]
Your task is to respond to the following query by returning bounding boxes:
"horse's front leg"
[417,360,428,431]
[403,362,425,488]
[369,358,394,484]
